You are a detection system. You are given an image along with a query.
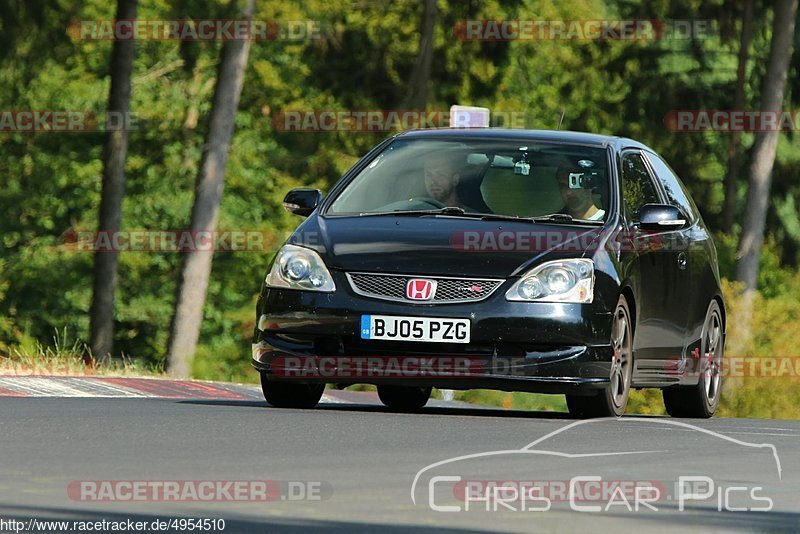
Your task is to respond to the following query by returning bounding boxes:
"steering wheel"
[407,197,446,209]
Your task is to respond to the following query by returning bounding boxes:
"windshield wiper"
[433,206,467,215]
[533,213,603,225]
[358,206,471,217]
[478,213,537,223]
[353,209,602,224]
[534,213,573,222]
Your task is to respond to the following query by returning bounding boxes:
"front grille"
[348,273,407,300]
[346,272,504,304]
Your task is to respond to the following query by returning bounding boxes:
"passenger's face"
[558,171,594,212]
[424,160,459,201]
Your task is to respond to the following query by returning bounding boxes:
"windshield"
[327,139,610,222]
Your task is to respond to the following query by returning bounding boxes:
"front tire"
[377,385,432,411]
[663,300,723,418]
[260,373,325,408]
[567,295,634,418]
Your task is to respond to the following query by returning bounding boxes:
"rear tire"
[377,385,432,411]
[260,373,324,409]
[663,301,723,418]
[567,294,633,418]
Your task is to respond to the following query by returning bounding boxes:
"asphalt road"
[2,386,799,533]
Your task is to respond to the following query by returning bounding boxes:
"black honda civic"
[252,129,725,418]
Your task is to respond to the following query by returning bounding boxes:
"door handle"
[678,252,687,270]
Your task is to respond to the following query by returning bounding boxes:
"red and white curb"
[0,376,353,403]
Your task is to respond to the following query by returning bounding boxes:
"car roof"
[395,128,652,152]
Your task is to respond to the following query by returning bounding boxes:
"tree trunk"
[166,0,255,377]
[404,0,437,109]
[734,0,798,348]
[89,0,138,362]
[722,0,754,230]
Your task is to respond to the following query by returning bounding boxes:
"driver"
[423,152,466,207]
[556,167,605,221]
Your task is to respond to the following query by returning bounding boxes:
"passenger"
[556,167,605,220]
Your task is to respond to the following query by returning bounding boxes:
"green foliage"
[1,327,160,376]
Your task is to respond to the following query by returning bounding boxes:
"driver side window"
[621,152,660,222]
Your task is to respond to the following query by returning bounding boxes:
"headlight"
[505,259,594,303]
[265,244,336,292]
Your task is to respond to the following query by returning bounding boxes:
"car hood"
[288,214,604,278]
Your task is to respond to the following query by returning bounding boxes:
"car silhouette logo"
[406,279,436,300]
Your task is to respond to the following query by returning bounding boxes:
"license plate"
[360,315,470,343]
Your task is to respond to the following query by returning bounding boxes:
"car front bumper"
[252,279,615,395]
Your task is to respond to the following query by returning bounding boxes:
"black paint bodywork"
[252,129,725,395]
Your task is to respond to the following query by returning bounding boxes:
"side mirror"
[283,188,322,217]
[638,203,686,231]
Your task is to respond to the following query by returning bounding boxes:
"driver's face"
[424,159,459,201]
[557,171,593,212]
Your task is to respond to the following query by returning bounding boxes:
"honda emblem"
[406,279,436,300]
